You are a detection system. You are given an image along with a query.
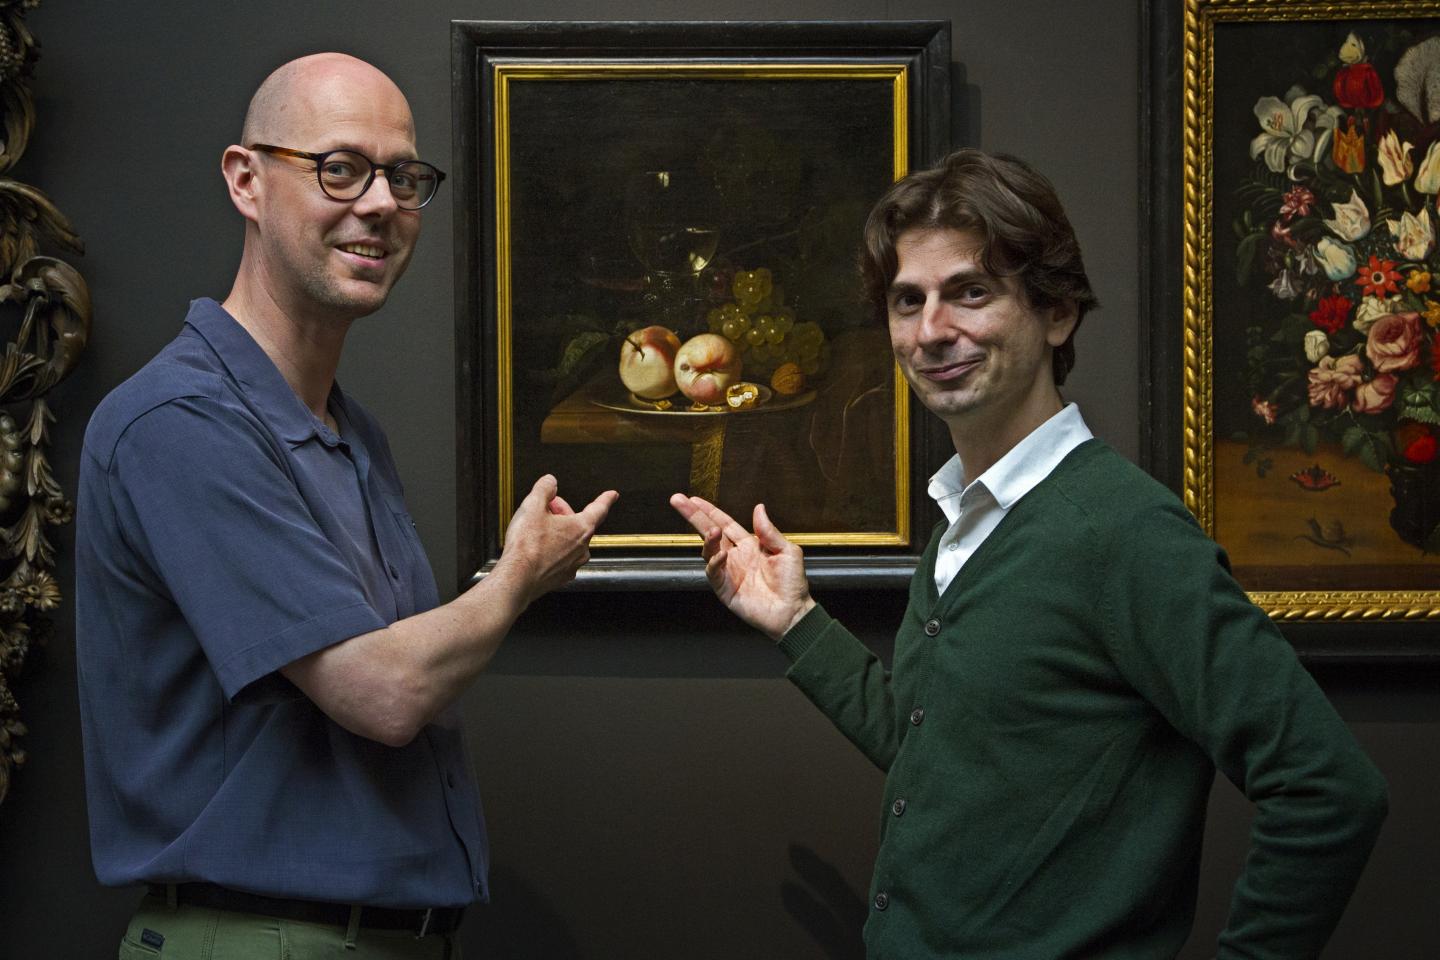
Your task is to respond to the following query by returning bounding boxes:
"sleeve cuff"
[776,602,834,663]
[213,601,388,702]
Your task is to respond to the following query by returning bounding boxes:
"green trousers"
[118,892,461,960]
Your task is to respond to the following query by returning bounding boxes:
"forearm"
[1100,503,1389,956]
[781,604,899,772]
[1215,684,1389,957]
[282,562,533,746]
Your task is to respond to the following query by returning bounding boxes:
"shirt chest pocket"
[381,494,437,616]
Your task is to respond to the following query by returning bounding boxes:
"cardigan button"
[923,618,941,636]
[873,892,889,911]
[891,798,907,816]
[909,707,924,726]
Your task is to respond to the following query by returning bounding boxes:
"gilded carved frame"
[1148,0,1440,633]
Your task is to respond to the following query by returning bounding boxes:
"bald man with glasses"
[76,52,615,958]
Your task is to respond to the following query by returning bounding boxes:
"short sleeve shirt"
[75,298,488,908]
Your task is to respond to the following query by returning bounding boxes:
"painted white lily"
[1323,190,1371,241]
[1314,237,1358,280]
[1378,130,1415,186]
[1250,91,1334,175]
[1388,208,1435,261]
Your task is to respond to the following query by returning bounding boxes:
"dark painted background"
[0,2,1435,958]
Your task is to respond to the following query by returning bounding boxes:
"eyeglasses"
[249,144,447,211]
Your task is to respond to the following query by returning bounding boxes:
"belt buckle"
[415,907,435,939]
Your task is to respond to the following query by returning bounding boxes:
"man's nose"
[353,173,400,217]
[916,296,952,347]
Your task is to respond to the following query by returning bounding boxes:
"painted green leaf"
[1236,233,1264,287]
[556,331,610,378]
[1400,402,1440,425]
[1358,440,1383,472]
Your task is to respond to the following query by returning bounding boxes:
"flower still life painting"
[1205,8,1440,611]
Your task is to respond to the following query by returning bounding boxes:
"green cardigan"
[780,439,1386,959]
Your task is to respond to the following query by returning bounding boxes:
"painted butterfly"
[1290,464,1340,491]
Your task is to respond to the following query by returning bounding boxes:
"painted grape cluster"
[705,267,831,387]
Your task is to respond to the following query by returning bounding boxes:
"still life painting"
[1199,4,1440,615]
[491,65,911,551]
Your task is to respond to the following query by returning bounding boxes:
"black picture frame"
[1143,0,1440,657]
[453,20,952,589]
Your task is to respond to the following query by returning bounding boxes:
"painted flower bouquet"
[1236,30,1440,549]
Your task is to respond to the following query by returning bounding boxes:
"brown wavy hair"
[860,149,1098,385]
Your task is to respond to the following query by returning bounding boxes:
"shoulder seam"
[95,385,233,467]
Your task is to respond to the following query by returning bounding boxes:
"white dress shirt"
[927,403,1093,595]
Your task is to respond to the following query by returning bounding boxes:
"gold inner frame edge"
[492,60,913,550]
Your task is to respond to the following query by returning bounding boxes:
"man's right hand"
[669,495,816,642]
[495,475,618,606]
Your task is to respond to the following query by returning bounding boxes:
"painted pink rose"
[1306,354,1364,408]
[1365,311,1424,373]
[1353,373,1398,413]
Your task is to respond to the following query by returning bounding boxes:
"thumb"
[753,503,790,552]
[523,474,558,511]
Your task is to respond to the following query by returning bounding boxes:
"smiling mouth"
[919,356,983,382]
[337,242,387,260]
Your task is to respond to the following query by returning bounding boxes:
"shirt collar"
[927,403,1093,517]
[182,297,347,447]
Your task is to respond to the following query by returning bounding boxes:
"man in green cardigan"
[671,149,1386,959]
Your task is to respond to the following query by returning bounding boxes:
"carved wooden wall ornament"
[0,0,92,806]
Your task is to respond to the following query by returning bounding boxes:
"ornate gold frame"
[1181,0,1440,620]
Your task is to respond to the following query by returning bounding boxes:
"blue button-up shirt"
[76,298,488,908]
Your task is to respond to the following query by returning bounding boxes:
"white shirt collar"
[927,403,1093,521]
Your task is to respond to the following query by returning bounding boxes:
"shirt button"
[910,707,925,726]
[947,542,958,551]
[891,798,907,816]
[923,619,941,636]
[873,892,889,911]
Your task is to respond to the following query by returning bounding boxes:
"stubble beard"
[297,245,409,322]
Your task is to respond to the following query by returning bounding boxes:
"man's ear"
[221,145,260,223]
[1045,298,1080,347]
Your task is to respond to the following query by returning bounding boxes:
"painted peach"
[674,333,742,406]
[619,325,681,399]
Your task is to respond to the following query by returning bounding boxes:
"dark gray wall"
[0,1,1435,958]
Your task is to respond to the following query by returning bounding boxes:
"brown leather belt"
[147,883,465,936]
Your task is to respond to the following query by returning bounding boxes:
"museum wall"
[1,1,1436,957]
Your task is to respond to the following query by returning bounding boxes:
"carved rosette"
[0,0,92,806]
